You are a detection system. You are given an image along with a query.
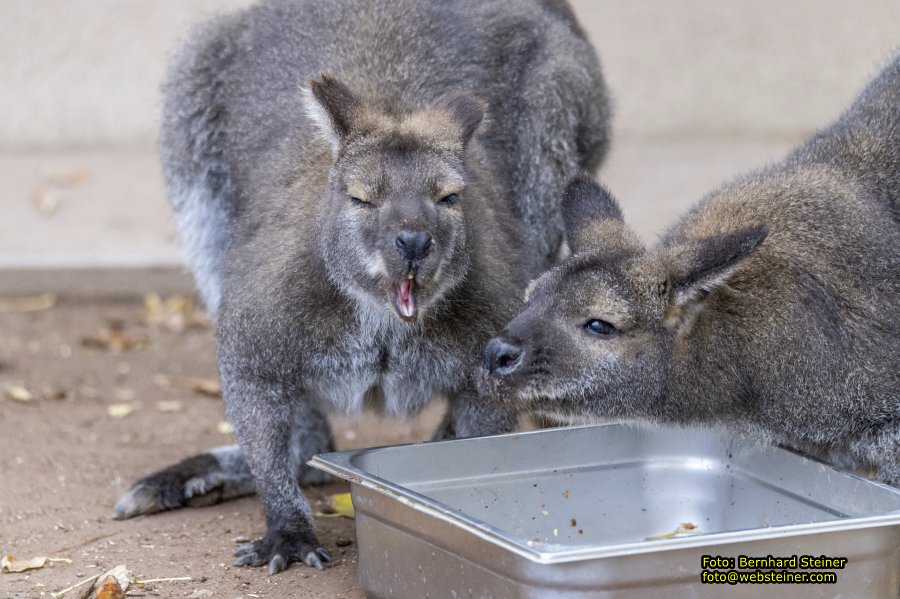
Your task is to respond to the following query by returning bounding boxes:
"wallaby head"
[482,174,768,423]
[302,75,487,323]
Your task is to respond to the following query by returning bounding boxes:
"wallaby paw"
[234,529,332,574]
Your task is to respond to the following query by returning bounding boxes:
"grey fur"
[118,0,610,575]
[484,54,900,488]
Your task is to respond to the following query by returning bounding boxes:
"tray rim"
[309,424,900,565]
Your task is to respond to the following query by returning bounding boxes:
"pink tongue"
[398,279,416,318]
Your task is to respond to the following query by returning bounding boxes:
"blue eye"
[439,193,459,206]
[584,319,616,336]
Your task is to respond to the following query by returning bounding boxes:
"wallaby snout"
[395,229,433,263]
[484,336,524,376]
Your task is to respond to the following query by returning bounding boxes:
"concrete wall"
[2,0,897,148]
[1,1,897,286]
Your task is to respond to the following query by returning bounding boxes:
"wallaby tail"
[160,14,243,317]
[114,445,255,519]
[114,444,331,519]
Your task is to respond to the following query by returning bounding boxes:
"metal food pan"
[310,424,900,598]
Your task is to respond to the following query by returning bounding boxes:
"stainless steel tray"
[310,424,900,598]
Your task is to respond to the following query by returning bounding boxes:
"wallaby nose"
[395,230,433,262]
[484,337,524,376]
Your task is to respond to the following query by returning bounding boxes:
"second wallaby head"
[303,75,488,323]
[482,174,767,422]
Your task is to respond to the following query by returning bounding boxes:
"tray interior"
[346,424,900,550]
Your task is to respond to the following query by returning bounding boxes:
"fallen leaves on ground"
[646,521,699,541]
[106,404,136,418]
[1,554,71,573]
[29,167,90,219]
[94,576,125,599]
[316,492,355,519]
[156,400,182,413]
[31,186,62,216]
[143,293,209,333]
[175,376,221,398]
[0,293,57,313]
[5,386,33,402]
[44,168,91,188]
[49,564,130,599]
[42,385,69,401]
[81,322,147,352]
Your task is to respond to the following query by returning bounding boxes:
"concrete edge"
[0,266,194,299]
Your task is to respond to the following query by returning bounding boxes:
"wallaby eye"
[438,193,459,206]
[350,196,373,207]
[584,319,616,336]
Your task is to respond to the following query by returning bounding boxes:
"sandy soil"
[0,298,446,598]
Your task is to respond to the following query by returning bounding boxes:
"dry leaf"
[646,522,700,541]
[71,564,129,599]
[42,385,68,401]
[156,400,182,413]
[143,293,208,333]
[31,186,61,216]
[95,576,124,599]
[81,326,146,353]
[2,554,46,573]
[176,377,221,398]
[44,168,90,188]
[2,554,71,573]
[315,492,355,519]
[6,386,33,402]
[216,421,234,435]
[0,294,56,313]
[107,404,135,418]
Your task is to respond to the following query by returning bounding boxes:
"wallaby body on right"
[484,55,900,486]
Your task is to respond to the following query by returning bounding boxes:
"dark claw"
[303,551,324,570]
[316,547,333,563]
[234,552,263,567]
[234,543,255,556]
[268,554,287,575]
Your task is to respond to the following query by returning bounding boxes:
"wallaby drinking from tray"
[484,55,900,487]
[114,0,611,574]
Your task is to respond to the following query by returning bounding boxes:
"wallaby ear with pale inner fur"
[302,74,361,154]
[439,92,486,145]
[667,225,768,310]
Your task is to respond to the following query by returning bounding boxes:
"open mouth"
[394,272,418,321]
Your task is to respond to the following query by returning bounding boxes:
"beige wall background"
[1,1,898,281]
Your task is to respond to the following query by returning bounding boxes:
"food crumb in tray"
[646,522,699,540]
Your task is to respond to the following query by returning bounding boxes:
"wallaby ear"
[562,174,625,254]
[302,74,361,153]
[440,92,486,144]
[668,225,768,308]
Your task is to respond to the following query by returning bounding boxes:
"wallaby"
[114,0,610,574]
[484,55,900,488]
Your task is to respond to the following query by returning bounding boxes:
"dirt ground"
[0,297,447,599]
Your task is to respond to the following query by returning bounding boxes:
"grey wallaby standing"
[484,54,900,487]
[114,0,611,574]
